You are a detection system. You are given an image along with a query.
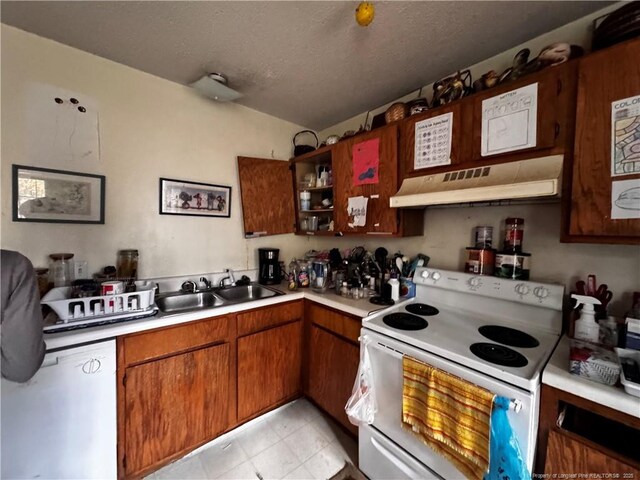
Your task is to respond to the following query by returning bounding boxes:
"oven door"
[360,328,537,479]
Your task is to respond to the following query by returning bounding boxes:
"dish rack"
[41,281,156,322]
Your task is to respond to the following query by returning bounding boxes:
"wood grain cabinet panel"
[237,300,303,336]
[567,39,640,241]
[237,156,295,237]
[123,343,230,477]
[545,429,640,477]
[307,324,359,435]
[123,315,229,365]
[307,302,360,343]
[470,66,564,162]
[333,124,400,234]
[237,321,302,421]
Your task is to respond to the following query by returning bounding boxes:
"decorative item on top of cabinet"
[333,123,423,236]
[564,38,640,244]
[237,156,296,237]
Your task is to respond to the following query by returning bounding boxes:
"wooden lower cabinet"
[545,429,640,477]
[307,324,359,435]
[123,343,230,477]
[237,320,303,421]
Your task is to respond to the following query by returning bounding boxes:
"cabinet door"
[237,321,302,421]
[399,102,470,179]
[470,67,562,161]
[333,125,399,234]
[307,325,359,435]
[237,157,295,236]
[124,343,229,476]
[568,39,640,241]
[545,429,640,477]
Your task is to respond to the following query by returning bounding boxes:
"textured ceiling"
[1,1,609,130]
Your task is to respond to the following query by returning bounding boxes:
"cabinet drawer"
[123,315,229,365]
[308,302,361,344]
[237,300,302,336]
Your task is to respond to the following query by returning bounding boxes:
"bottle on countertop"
[573,294,602,343]
[287,258,299,291]
[389,273,400,302]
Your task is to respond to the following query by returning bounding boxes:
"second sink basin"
[156,291,225,313]
[216,284,280,302]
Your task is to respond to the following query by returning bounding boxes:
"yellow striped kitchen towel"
[402,355,496,480]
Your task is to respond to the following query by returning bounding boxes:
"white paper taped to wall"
[611,94,640,177]
[414,111,453,170]
[481,83,538,157]
[26,82,101,169]
[611,178,640,220]
[347,196,368,228]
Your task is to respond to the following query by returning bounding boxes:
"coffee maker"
[258,248,280,285]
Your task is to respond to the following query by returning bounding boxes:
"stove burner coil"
[478,325,540,348]
[405,303,440,316]
[383,313,428,331]
[469,342,528,368]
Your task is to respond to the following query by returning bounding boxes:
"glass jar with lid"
[49,253,74,287]
[117,249,139,282]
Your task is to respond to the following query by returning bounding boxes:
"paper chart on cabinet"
[611,94,640,177]
[611,178,640,220]
[414,112,453,170]
[481,83,538,157]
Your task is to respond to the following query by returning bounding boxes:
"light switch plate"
[74,260,89,279]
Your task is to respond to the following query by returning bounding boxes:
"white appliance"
[1,340,117,479]
[359,267,564,479]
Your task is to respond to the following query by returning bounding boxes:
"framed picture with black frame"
[159,177,231,218]
[12,164,105,224]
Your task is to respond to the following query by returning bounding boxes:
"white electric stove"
[359,267,564,479]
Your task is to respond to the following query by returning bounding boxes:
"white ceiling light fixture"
[190,73,243,102]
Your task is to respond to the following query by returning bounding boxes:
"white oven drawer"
[360,425,442,480]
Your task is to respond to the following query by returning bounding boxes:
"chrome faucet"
[219,268,236,288]
[180,280,197,293]
[200,277,212,290]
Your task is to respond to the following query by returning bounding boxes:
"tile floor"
[146,399,358,480]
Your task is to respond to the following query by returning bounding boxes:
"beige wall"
[1,25,313,278]
[313,3,639,317]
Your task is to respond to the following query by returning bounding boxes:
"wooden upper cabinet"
[567,39,640,242]
[470,65,571,162]
[399,102,471,178]
[237,157,295,237]
[333,124,400,234]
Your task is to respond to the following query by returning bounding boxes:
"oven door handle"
[370,436,424,478]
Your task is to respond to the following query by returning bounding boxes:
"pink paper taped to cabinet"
[353,138,380,186]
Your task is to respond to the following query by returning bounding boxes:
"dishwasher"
[1,339,117,479]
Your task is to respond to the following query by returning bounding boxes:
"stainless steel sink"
[155,283,282,313]
[155,291,226,313]
[216,284,281,302]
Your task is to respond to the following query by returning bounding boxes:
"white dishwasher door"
[1,339,117,479]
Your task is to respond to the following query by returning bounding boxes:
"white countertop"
[44,283,397,350]
[542,335,640,418]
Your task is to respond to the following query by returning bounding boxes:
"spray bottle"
[572,294,602,343]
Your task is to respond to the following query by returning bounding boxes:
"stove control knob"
[421,270,430,279]
[467,276,482,288]
[533,286,549,299]
[515,283,531,295]
[431,271,441,281]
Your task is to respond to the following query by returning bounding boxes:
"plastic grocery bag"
[485,396,531,480]
[345,335,377,426]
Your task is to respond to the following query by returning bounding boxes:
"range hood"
[390,155,563,208]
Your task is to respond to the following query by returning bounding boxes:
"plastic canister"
[464,248,495,275]
[494,252,531,280]
[300,191,311,211]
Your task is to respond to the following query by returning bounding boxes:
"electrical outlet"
[74,261,88,280]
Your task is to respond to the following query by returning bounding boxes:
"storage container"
[616,348,640,398]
